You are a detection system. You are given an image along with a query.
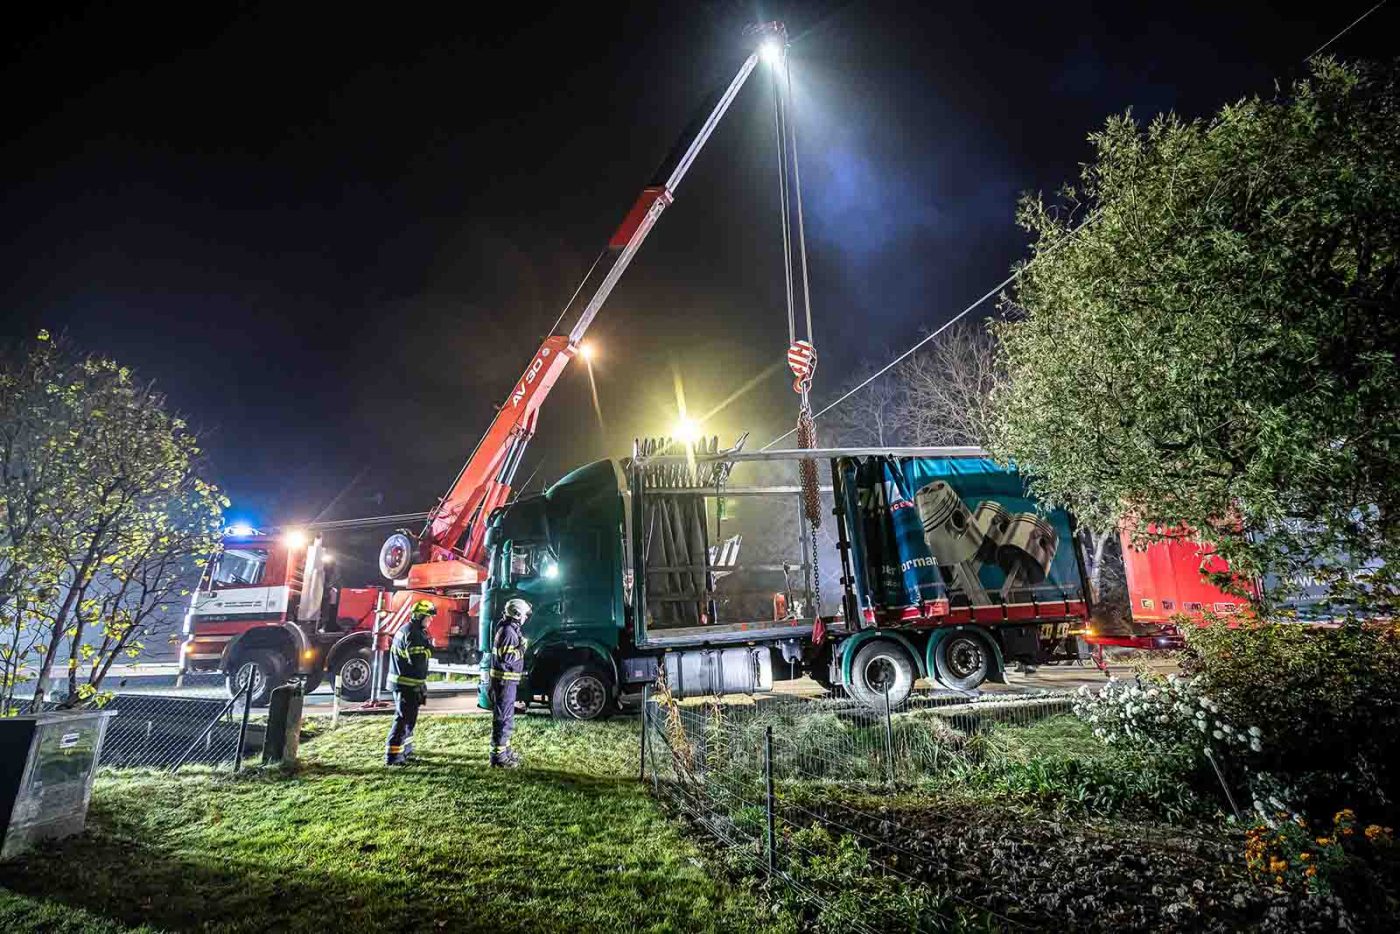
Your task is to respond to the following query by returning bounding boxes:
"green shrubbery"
[1182,620,1400,822]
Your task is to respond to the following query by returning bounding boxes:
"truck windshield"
[213,547,269,587]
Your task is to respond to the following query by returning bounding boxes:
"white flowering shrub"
[1073,674,1262,760]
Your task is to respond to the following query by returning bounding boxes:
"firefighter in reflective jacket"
[488,598,531,768]
[384,599,434,766]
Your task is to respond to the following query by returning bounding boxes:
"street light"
[760,38,783,66]
[578,341,595,362]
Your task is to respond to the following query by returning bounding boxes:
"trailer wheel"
[551,664,614,721]
[934,632,991,691]
[226,649,286,707]
[848,641,915,709]
[334,647,375,702]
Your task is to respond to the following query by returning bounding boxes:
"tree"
[819,358,910,448]
[899,320,1002,447]
[0,333,224,712]
[990,59,1400,613]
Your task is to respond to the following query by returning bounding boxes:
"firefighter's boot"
[490,748,522,769]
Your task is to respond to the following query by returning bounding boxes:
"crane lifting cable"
[760,23,824,613]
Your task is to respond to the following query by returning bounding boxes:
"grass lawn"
[0,714,792,934]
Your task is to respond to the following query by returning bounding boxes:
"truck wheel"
[934,632,991,691]
[848,641,915,709]
[227,649,286,707]
[551,664,614,721]
[334,647,375,702]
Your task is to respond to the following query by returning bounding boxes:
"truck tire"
[333,646,375,702]
[848,640,915,709]
[227,648,287,707]
[934,632,992,691]
[551,664,614,721]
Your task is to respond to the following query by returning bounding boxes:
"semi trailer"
[473,443,1233,719]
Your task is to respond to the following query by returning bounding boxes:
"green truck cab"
[478,459,629,719]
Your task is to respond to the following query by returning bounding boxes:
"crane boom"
[380,23,787,589]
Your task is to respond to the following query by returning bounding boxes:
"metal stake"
[882,682,896,788]
[764,724,776,877]
[1204,746,1242,818]
[639,685,649,782]
[234,681,253,773]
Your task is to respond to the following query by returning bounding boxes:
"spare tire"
[378,532,415,580]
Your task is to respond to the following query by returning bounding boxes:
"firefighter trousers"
[487,678,517,760]
[385,689,420,764]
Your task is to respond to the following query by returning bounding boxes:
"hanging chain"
[796,396,823,616]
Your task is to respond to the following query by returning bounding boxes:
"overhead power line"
[763,0,1390,451]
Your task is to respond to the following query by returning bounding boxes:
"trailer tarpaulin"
[840,456,1082,616]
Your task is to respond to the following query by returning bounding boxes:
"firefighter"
[384,599,434,766]
[488,597,531,768]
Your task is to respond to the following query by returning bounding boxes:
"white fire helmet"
[503,598,532,621]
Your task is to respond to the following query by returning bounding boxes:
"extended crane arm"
[381,24,787,588]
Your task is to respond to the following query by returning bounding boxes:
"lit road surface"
[92,657,1178,714]
[96,665,481,710]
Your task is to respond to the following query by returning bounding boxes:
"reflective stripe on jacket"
[387,619,432,690]
[489,617,526,683]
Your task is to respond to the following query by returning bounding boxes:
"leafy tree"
[991,59,1400,612]
[0,333,224,712]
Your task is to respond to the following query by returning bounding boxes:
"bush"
[1184,620,1400,821]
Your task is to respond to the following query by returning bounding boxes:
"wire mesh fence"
[90,689,259,770]
[641,687,1086,931]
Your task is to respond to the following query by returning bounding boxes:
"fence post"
[330,672,340,730]
[882,683,896,788]
[764,724,776,878]
[234,681,253,773]
[639,684,649,783]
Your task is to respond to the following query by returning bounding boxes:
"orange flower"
[1316,837,1333,846]
[1364,825,1393,843]
[1341,827,1354,837]
[1298,852,1311,861]
[1334,809,1356,824]
[1304,866,1317,878]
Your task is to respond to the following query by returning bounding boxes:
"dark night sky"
[3,1,1393,582]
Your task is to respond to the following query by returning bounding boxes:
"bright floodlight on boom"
[747,20,787,66]
[673,417,702,445]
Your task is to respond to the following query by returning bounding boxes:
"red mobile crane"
[179,24,792,705]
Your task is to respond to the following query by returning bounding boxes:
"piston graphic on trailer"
[914,481,1058,604]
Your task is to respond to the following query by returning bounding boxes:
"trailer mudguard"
[837,630,927,685]
[924,626,1006,687]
